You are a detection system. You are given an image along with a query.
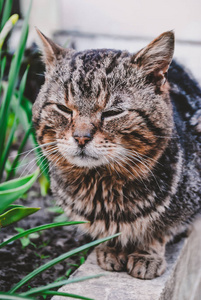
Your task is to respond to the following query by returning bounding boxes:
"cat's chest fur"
[50,143,182,246]
[52,171,151,245]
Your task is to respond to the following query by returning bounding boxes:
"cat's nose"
[73,134,92,147]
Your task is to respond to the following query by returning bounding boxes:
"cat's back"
[168,60,201,156]
[168,61,201,215]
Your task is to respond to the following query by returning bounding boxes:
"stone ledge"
[52,219,201,300]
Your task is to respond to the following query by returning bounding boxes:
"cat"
[33,29,201,279]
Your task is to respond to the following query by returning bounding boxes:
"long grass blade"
[0,14,19,49]
[0,0,12,30]
[0,55,6,95]
[0,0,4,16]
[0,117,19,178]
[0,293,33,300]
[0,0,32,172]
[0,221,88,248]
[6,126,33,180]
[0,67,30,180]
[42,290,94,300]
[9,91,49,179]
[10,233,121,293]
[20,275,104,297]
[0,55,6,77]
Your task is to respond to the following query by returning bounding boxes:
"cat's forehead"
[53,48,138,111]
[58,48,131,83]
[69,48,128,70]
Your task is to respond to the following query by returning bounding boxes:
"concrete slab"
[52,220,201,300]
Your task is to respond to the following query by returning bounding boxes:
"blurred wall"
[21,0,201,42]
[20,0,201,82]
[59,0,201,42]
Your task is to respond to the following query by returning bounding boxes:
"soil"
[0,187,91,296]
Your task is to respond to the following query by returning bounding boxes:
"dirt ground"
[0,189,91,295]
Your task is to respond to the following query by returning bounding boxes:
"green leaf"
[0,14,19,49]
[0,0,12,30]
[29,232,40,239]
[3,204,24,212]
[9,93,32,132]
[20,275,104,297]
[15,227,26,234]
[38,174,50,196]
[0,66,30,180]
[66,268,73,277]
[42,290,94,300]
[0,293,33,300]
[3,66,30,180]
[10,233,120,293]
[0,168,39,214]
[0,206,40,228]
[0,0,4,17]
[80,256,85,265]
[47,206,64,214]
[0,55,6,104]
[20,236,30,248]
[0,0,32,178]
[53,213,68,223]
[6,126,32,180]
[0,55,6,79]
[9,92,49,180]
[0,221,88,249]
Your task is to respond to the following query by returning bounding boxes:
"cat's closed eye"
[101,109,125,120]
[56,104,73,115]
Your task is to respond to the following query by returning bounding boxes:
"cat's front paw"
[96,245,127,272]
[127,252,166,279]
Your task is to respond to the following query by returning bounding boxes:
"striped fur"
[33,31,201,279]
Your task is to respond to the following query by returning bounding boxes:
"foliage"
[0,168,40,228]
[0,217,120,299]
[0,0,48,226]
[0,0,49,183]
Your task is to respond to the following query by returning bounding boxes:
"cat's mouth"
[69,150,105,168]
[76,150,98,160]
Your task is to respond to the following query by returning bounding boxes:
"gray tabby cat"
[33,29,201,279]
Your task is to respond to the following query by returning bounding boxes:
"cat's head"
[33,30,174,178]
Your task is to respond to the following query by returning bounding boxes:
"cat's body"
[33,31,201,279]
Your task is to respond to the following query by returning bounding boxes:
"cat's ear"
[35,28,63,67]
[132,31,174,86]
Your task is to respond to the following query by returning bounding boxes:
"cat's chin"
[67,154,106,169]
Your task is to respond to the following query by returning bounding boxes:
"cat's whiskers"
[47,154,64,175]
[11,142,58,175]
[56,143,78,171]
[19,151,47,177]
[92,165,101,177]
[20,146,59,178]
[108,153,137,180]
[119,146,163,167]
[122,150,154,169]
[38,147,65,178]
[122,149,161,192]
[9,141,57,159]
[114,151,148,188]
[113,155,148,189]
[17,152,45,174]
[106,154,121,178]
[103,156,113,175]
[37,154,63,183]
